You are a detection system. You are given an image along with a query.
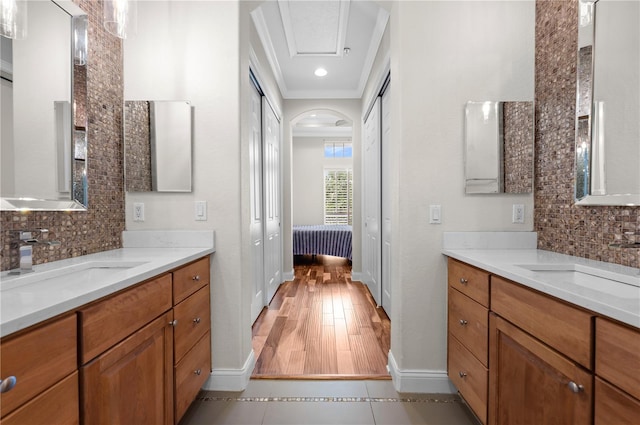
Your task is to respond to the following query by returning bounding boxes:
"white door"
[381,83,392,315]
[250,84,265,323]
[363,98,381,306]
[263,98,282,304]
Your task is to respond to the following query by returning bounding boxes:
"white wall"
[124,0,252,386]
[292,137,353,226]
[384,0,535,390]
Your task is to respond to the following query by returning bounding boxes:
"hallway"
[251,255,390,378]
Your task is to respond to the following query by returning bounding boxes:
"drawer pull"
[169,319,178,327]
[459,319,468,326]
[459,371,467,379]
[568,381,584,393]
[192,275,201,281]
[0,376,17,393]
[193,317,201,324]
[459,278,468,285]
[194,369,202,376]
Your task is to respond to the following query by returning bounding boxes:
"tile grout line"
[196,395,463,403]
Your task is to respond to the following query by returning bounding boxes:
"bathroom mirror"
[464,101,534,194]
[575,0,640,205]
[124,100,193,192]
[0,0,88,211]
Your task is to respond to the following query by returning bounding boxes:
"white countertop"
[1,230,215,338]
[442,248,640,328]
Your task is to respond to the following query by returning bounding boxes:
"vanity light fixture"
[0,0,27,39]
[314,67,328,77]
[103,0,137,39]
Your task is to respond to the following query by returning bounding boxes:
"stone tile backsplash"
[534,0,639,268]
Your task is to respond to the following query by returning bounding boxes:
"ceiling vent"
[277,0,351,57]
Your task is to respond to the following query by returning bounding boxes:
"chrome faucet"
[10,229,61,274]
[608,231,640,249]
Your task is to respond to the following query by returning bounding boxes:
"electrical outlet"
[133,203,145,222]
[512,204,525,224]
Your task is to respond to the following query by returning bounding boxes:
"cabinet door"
[489,314,592,425]
[82,311,174,425]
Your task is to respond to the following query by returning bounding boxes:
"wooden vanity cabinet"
[447,259,490,423]
[79,274,174,425]
[489,313,592,425]
[172,258,211,423]
[0,314,78,424]
[594,318,640,424]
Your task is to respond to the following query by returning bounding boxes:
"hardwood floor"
[251,255,391,379]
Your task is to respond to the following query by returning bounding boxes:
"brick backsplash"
[1,0,125,271]
[534,0,639,268]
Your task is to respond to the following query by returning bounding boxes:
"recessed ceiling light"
[314,68,328,77]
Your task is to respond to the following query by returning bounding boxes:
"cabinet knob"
[192,275,201,281]
[459,319,468,326]
[459,278,468,285]
[168,319,178,327]
[194,369,202,376]
[193,317,201,324]
[0,376,17,393]
[568,381,584,393]
[459,371,467,378]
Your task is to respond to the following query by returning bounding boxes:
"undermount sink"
[516,263,640,287]
[0,261,149,291]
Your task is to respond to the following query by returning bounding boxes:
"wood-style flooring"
[251,255,391,379]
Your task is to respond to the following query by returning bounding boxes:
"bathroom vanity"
[0,235,214,425]
[444,244,640,425]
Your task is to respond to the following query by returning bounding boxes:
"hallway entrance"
[251,255,390,379]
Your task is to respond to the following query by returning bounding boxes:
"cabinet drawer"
[595,377,640,425]
[174,285,211,363]
[595,318,640,400]
[0,314,77,417]
[448,335,487,424]
[173,257,210,304]
[491,276,593,369]
[448,259,490,307]
[1,371,79,425]
[175,331,211,422]
[448,287,489,366]
[79,274,173,363]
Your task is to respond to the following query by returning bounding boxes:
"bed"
[292,225,352,260]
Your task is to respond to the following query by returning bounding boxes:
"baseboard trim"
[351,271,363,282]
[387,350,456,394]
[203,349,256,391]
[283,269,294,281]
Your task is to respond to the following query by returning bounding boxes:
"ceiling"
[251,0,389,100]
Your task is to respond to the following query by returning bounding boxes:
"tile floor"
[179,379,480,425]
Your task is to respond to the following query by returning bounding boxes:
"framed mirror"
[575,0,640,205]
[0,0,88,211]
[124,100,193,192]
[464,101,534,194]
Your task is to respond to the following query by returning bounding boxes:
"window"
[324,142,353,158]
[324,169,353,225]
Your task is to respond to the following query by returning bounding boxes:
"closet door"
[381,83,392,315]
[249,83,264,323]
[363,98,381,305]
[263,98,282,304]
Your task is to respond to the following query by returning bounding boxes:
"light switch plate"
[195,201,207,221]
[429,205,442,224]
